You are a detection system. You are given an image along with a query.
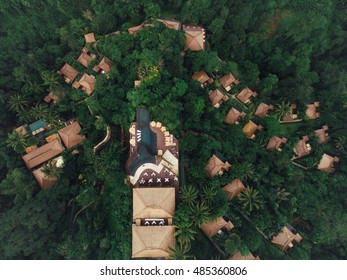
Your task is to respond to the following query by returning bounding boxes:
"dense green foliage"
[0,0,346,260]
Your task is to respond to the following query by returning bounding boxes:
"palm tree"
[6,130,29,153]
[169,243,192,260]
[202,185,217,205]
[27,81,44,95]
[233,163,254,180]
[238,187,263,214]
[273,101,291,121]
[29,104,49,120]
[7,93,29,113]
[42,160,63,179]
[190,201,211,226]
[180,185,198,206]
[41,71,61,92]
[174,222,197,246]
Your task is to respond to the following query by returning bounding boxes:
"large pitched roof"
[306,102,320,120]
[225,107,246,124]
[223,179,245,200]
[200,217,234,238]
[78,73,96,95]
[294,136,311,158]
[32,166,57,190]
[254,103,274,118]
[157,19,181,30]
[317,153,339,173]
[205,152,231,177]
[243,120,262,139]
[266,136,288,152]
[219,73,239,91]
[77,52,93,68]
[192,70,210,84]
[271,226,302,251]
[59,63,79,83]
[133,188,175,220]
[132,225,175,258]
[209,89,229,108]
[84,32,96,43]
[58,122,86,149]
[183,25,205,51]
[22,139,65,169]
[314,125,329,144]
[97,56,112,72]
[236,88,257,104]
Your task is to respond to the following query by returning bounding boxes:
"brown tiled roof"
[78,73,96,95]
[84,32,96,43]
[228,251,260,260]
[192,70,210,84]
[133,188,175,220]
[225,107,246,124]
[305,102,320,120]
[294,136,311,158]
[236,88,257,104]
[157,19,181,30]
[32,166,57,190]
[317,153,339,173]
[282,103,298,122]
[59,63,79,83]
[209,89,229,108]
[200,217,234,238]
[205,154,231,177]
[314,125,329,144]
[58,122,86,149]
[223,179,245,200]
[266,136,288,152]
[254,103,274,118]
[271,226,302,251]
[77,52,93,68]
[22,139,65,169]
[183,25,205,51]
[97,56,112,72]
[219,73,239,91]
[243,120,263,139]
[132,225,175,258]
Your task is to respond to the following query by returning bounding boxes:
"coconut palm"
[7,93,29,113]
[27,81,44,95]
[41,71,61,92]
[42,160,63,179]
[174,222,197,246]
[190,201,211,226]
[169,243,192,260]
[238,187,263,213]
[334,136,346,153]
[233,162,254,180]
[6,130,30,153]
[180,184,198,206]
[202,185,217,205]
[29,104,49,120]
[273,101,291,121]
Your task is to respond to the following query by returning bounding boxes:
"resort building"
[157,19,181,30]
[281,104,299,123]
[205,152,231,177]
[73,73,96,95]
[266,136,288,152]
[223,179,246,201]
[314,125,329,144]
[254,103,274,118]
[271,225,302,251]
[84,32,96,44]
[317,153,339,173]
[58,63,79,84]
[243,120,263,139]
[236,88,257,105]
[306,102,320,120]
[209,89,229,108]
[192,71,214,88]
[225,107,246,124]
[200,216,234,238]
[92,56,112,74]
[183,25,205,51]
[293,136,311,158]
[219,73,239,92]
[228,251,260,260]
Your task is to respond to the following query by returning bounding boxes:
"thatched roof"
[77,52,93,68]
[205,152,231,177]
[266,136,288,152]
[243,120,263,139]
[59,63,79,83]
[306,102,320,120]
[271,226,302,251]
[22,139,65,169]
[225,107,246,124]
[78,73,96,95]
[58,121,86,149]
[183,25,205,51]
[219,73,239,91]
[133,188,175,220]
[200,217,234,238]
[223,179,245,200]
[254,103,274,118]
[132,225,175,258]
[209,89,229,108]
[84,32,96,43]
[157,19,181,30]
[317,153,339,173]
[236,88,257,104]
